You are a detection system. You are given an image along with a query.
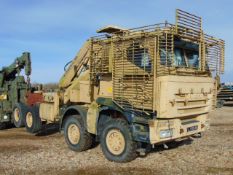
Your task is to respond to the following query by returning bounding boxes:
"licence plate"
[187,125,198,132]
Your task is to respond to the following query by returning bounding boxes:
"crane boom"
[59,41,91,89]
[0,52,31,87]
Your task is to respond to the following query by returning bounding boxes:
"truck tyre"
[25,105,42,133]
[64,115,93,152]
[100,118,137,162]
[13,103,28,128]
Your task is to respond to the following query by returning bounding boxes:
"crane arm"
[2,52,31,77]
[0,52,31,87]
[59,40,91,89]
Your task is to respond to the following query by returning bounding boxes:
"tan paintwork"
[63,69,91,104]
[106,129,126,155]
[147,76,213,143]
[155,76,214,118]
[40,69,92,121]
[78,81,91,103]
[86,77,112,134]
[98,81,113,97]
[86,102,99,134]
[39,92,60,122]
[97,76,113,98]
[149,114,207,144]
[59,40,91,89]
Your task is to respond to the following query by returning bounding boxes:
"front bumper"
[0,114,11,123]
[149,114,208,144]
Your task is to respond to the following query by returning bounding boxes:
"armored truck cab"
[26,10,225,162]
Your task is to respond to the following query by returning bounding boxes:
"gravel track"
[0,107,233,175]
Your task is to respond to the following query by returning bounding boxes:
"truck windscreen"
[160,39,200,69]
[174,47,199,68]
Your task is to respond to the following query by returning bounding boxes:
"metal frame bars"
[176,9,202,41]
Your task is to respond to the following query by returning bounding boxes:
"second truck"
[24,9,225,162]
[0,52,32,129]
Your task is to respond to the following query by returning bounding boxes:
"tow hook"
[163,143,169,149]
[193,132,202,138]
[137,148,146,156]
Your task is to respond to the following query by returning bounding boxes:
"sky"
[0,0,232,83]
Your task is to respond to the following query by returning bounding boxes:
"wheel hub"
[68,124,80,145]
[106,129,125,155]
[26,112,33,128]
[14,108,20,122]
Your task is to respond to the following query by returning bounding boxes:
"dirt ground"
[0,107,233,175]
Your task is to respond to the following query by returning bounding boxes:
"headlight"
[160,129,173,139]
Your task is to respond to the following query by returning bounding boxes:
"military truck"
[25,9,225,162]
[0,52,31,129]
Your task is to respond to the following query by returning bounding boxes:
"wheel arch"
[98,108,128,123]
[96,106,133,137]
[93,98,133,135]
[60,105,88,131]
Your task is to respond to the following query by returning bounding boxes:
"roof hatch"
[96,25,127,34]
